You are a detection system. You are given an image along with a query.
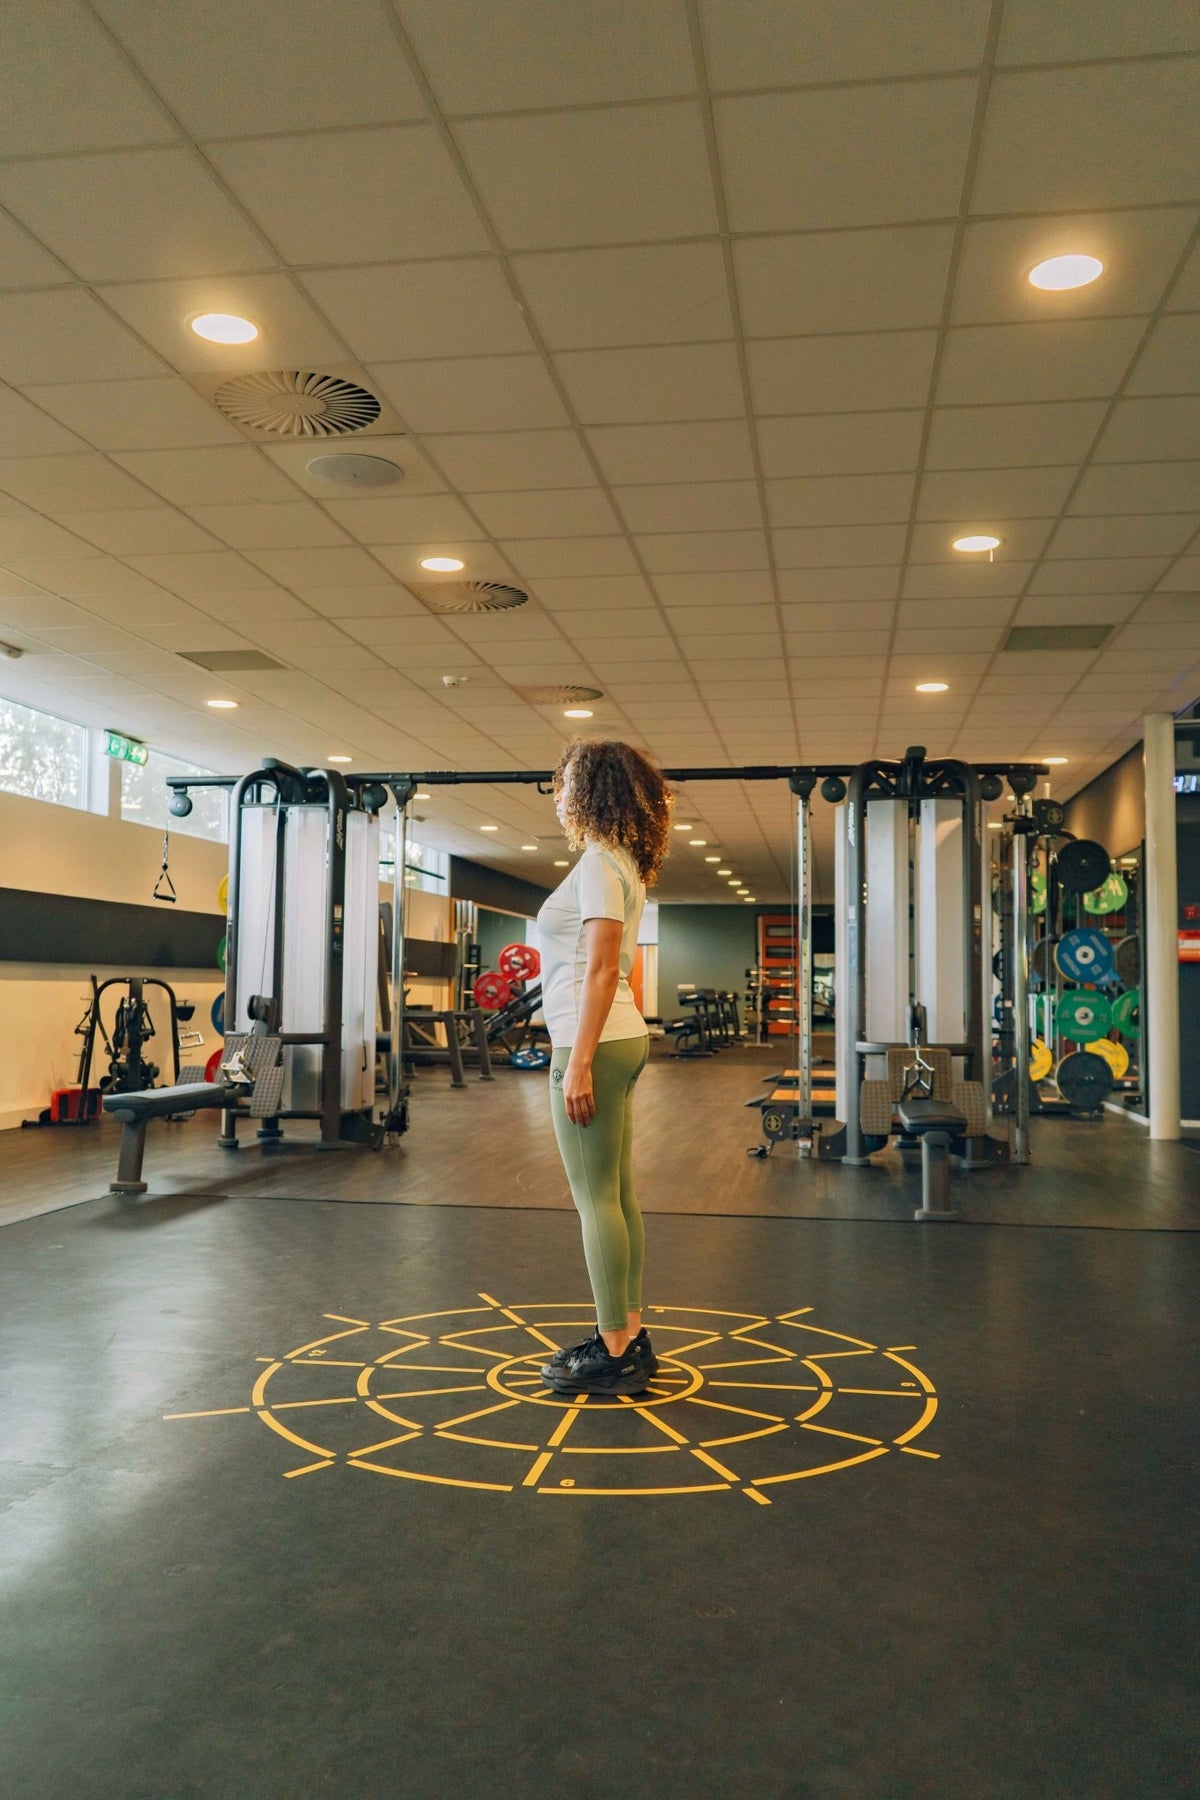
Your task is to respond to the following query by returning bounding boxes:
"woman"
[536,739,672,1398]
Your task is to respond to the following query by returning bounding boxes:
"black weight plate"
[1033,797,1066,832]
[1056,1050,1113,1112]
[1030,936,1057,985]
[1115,934,1140,987]
[992,949,1004,981]
[1055,838,1110,895]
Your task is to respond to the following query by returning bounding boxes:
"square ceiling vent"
[182,650,285,672]
[1001,624,1113,653]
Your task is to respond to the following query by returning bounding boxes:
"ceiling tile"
[95,0,426,133]
[588,420,755,485]
[925,400,1106,470]
[897,598,1009,629]
[773,523,907,567]
[952,207,1197,326]
[0,148,272,283]
[936,318,1145,406]
[58,509,223,555]
[0,212,71,291]
[424,429,595,493]
[749,332,937,414]
[1047,514,1199,559]
[371,355,568,434]
[777,567,899,602]
[902,560,1034,598]
[260,434,446,497]
[1094,397,1200,463]
[766,473,914,528]
[1070,462,1200,516]
[0,0,177,156]
[512,242,732,351]
[612,482,762,534]
[21,376,243,451]
[736,225,954,339]
[0,387,89,458]
[664,604,779,636]
[207,125,488,264]
[778,628,891,656]
[973,62,1200,213]
[398,0,695,112]
[998,2,1200,64]
[554,343,744,425]
[455,104,717,250]
[122,550,283,598]
[781,601,895,632]
[465,488,621,539]
[910,518,1053,561]
[114,447,300,505]
[301,259,534,360]
[1158,556,1200,591]
[529,575,656,611]
[0,289,165,385]
[183,502,353,550]
[757,410,924,478]
[372,541,518,584]
[917,464,1078,521]
[295,586,420,619]
[244,546,392,587]
[0,452,163,513]
[716,81,975,232]
[701,0,990,84]
[500,537,638,578]
[1138,593,1200,623]
[650,571,774,607]
[98,272,346,372]
[319,493,483,544]
[893,624,1004,654]
[1026,556,1170,594]
[636,530,769,573]
[1126,314,1200,397]
[1014,593,1141,626]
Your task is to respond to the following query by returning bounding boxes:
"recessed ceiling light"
[521,843,538,851]
[421,556,464,573]
[327,754,352,763]
[689,838,707,846]
[554,859,569,867]
[206,698,238,709]
[480,824,498,831]
[1043,757,1069,766]
[190,312,258,344]
[916,681,950,694]
[563,708,593,719]
[704,855,720,863]
[743,896,756,903]
[673,823,693,832]
[988,821,1002,830]
[951,534,1001,553]
[728,879,741,886]
[414,791,431,800]
[1028,253,1104,292]
[717,867,731,875]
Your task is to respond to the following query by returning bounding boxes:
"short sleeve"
[577,850,626,923]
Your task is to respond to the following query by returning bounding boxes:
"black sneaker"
[542,1327,659,1379]
[542,1334,651,1397]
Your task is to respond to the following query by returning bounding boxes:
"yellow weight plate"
[1030,1038,1053,1082]
[1086,1037,1130,1080]
[217,873,229,912]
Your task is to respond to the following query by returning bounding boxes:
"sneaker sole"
[544,1369,651,1397]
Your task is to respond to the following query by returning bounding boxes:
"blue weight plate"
[210,992,225,1036]
[1054,927,1116,984]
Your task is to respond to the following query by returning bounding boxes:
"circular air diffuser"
[517,684,603,705]
[306,453,403,487]
[213,370,382,437]
[410,581,528,614]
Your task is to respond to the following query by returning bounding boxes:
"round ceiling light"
[327,754,352,763]
[190,312,258,344]
[1028,254,1103,292]
[480,824,498,832]
[206,698,238,709]
[916,681,950,693]
[952,534,1001,553]
[421,556,465,573]
[563,708,593,719]
[1043,757,1069,766]
[554,859,569,867]
[704,855,720,863]
[521,843,537,851]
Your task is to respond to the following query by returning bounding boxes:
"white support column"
[1144,713,1180,1140]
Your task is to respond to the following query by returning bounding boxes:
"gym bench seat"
[895,1096,968,1223]
[102,1083,235,1196]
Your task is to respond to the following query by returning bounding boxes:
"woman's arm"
[562,918,622,1125]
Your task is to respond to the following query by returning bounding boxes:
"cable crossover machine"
[102,748,1055,1216]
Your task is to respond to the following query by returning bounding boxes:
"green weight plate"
[1056,1050,1113,1112]
[1112,988,1141,1040]
[1083,871,1128,916]
[1057,989,1113,1042]
[1114,935,1140,987]
[1030,869,1047,916]
[217,934,227,974]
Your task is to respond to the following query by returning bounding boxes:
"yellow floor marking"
[163,1406,252,1420]
[349,1461,513,1492]
[349,1430,421,1457]
[695,1355,794,1371]
[283,1460,335,1478]
[753,1446,891,1486]
[255,1357,276,1364]
[803,1361,834,1388]
[700,1422,790,1448]
[323,1313,370,1327]
[523,1451,554,1487]
[436,1399,523,1431]
[887,1345,917,1352]
[796,1390,834,1423]
[631,1407,690,1445]
[439,1430,540,1452]
[650,1306,770,1322]
[539,1482,730,1497]
[893,1396,938,1444]
[781,1322,877,1349]
[801,1422,884,1446]
[775,1308,816,1321]
[561,1443,678,1455]
[728,1334,800,1359]
[380,1362,498,1375]
[478,1292,560,1350]
[546,1400,587,1448]
[257,1412,333,1459]
[901,1446,940,1459]
[287,1321,370,1357]
[376,1383,489,1400]
[252,1364,282,1407]
[437,1335,514,1361]
[802,1348,875,1361]
[688,1396,787,1424]
[654,1334,722,1358]
[692,1448,738,1481]
[743,1487,772,1505]
[272,1397,361,1411]
[381,1308,492,1326]
[840,1388,928,1397]
[362,1400,423,1430]
[709,1380,819,1393]
[885,1353,936,1395]
[290,1358,369,1369]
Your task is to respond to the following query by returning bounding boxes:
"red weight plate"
[473,971,513,1011]
[204,1049,224,1082]
[498,942,541,981]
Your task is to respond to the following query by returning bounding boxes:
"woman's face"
[554,760,573,828]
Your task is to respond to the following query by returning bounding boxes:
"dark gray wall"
[0,887,222,968]
[476,906,527,974]
[449,857,549,917]
[1063,744,1145,855]
[657,905,757,1016]
[1177,798,1200,1122]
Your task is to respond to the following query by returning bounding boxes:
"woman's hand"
[563,1060,596,1127]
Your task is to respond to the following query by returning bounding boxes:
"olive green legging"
[549,1036,651,1332]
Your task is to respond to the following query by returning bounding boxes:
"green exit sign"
[104,729,149,766]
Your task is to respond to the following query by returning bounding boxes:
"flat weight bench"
[894,1095,968,1223]
[103,1082,236,1195]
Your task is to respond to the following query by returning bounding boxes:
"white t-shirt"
[537,840,648,1048]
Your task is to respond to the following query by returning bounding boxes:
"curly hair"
[553,738,673,887]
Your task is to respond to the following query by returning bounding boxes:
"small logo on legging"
[552,1069,563,1084]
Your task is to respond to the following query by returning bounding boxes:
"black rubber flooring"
[3,1192,1197,1799]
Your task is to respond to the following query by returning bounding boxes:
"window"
[121,749,227,842]
[380,830,448,893]
[0,694,87,809]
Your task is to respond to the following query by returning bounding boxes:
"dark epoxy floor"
[3,1191,1198,1799]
